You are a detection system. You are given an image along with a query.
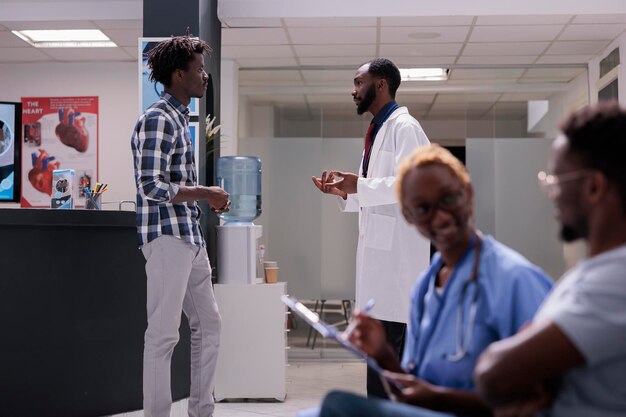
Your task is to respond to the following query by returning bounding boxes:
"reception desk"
[0,208,190,417]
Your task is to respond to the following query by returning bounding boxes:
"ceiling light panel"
[12,29,116,48]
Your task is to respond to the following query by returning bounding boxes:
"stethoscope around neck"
[445,234,482,361]
[410,232,483,370]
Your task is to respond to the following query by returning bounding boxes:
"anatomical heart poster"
[20,96,98,207]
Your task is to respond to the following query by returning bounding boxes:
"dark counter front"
[0,208,191,417]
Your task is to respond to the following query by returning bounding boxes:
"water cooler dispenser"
[216,156,262,284]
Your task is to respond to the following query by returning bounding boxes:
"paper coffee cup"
[264,267,279,283]
[264,261,278,268]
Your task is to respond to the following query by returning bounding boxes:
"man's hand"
[203,186,230,214]
[312,170,359,199]
[328,170,358,195]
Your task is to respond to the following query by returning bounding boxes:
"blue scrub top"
[401,235,553,390]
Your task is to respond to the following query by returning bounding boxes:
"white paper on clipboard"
[281,294,403,390]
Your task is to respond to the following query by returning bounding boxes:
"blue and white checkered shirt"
[131,92,204,247]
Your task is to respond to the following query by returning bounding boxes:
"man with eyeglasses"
[304,144,552,417]
[475,101,626,417]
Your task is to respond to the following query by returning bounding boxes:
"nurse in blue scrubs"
[317,144,553,417]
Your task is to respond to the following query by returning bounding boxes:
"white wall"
[239,135,360,300]
[467,138,565,280]
[0,61,138,209]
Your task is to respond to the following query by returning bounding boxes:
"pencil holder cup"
[85,194,101,210]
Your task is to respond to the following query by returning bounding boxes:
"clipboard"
[281,294,403,390]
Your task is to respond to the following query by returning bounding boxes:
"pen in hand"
[342,299,375,340]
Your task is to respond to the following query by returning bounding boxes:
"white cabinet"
[213,283,287,401]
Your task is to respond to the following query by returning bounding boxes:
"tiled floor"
[112,359,366,417]
[214,360,366,417]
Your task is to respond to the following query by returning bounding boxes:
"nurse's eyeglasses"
[444,235,482,362]
[403,190,465,223]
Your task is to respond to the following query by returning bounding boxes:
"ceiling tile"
[476,15,572,25]
[103,28,141,47]
[93,19,142,30]
[240,69,302,82]
[235,57,299,68]
[517,78,572,84]
[500,92,555,101]
[1,20,98,30]
[122,46,138,59]
[380,43,463,56]
[0,30,30,47]
[0,47,51,62]
[558,24,626,41]
[301,69,356,83]
[284,17,376,27]
[545,40,610,55]
[463,42,550,56]
[380,26,470,44]
[222,28,288,46]
[535,54,593,64]
[436,93,502,103]
[288,27,375,45]
[386,56,457,66]
[449,68,525,80]
[39,47,133,61]
[222,45,294,59]
[294,44,375,58]
[572,14,626,24]
[470,25,563,43]
[381,16,474,26]
[522,68,586,80]
[298,56,371,66]
[221,17,283,28]
[457,55,538,65]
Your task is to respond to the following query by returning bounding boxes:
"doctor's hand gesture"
[312,170,357,200]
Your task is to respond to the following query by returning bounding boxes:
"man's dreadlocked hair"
[147,35,212,87]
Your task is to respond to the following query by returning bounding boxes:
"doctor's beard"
[357,84,377,115]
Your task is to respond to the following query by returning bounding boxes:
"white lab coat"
[339,106,431,323]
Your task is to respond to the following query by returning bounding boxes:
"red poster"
[21,96,98,207]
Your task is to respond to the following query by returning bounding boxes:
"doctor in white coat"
[313,58,431,398]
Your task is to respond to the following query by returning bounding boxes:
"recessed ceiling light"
[12,29,117,48]
[408,32,442,40]
[400,68,449,81]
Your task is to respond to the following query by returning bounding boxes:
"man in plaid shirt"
[131,36,229,417]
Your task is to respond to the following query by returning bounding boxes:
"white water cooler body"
[216,223,262,284]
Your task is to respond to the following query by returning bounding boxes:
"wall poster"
[21,96,98,207]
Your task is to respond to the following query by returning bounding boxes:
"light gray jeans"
[142,235,221,417]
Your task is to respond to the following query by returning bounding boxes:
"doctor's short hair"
[396,144,470,201]
[148,35,212,87]
[365,58,401,98]
[560,101,626,209]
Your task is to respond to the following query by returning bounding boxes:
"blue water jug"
[216,156,262,223]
